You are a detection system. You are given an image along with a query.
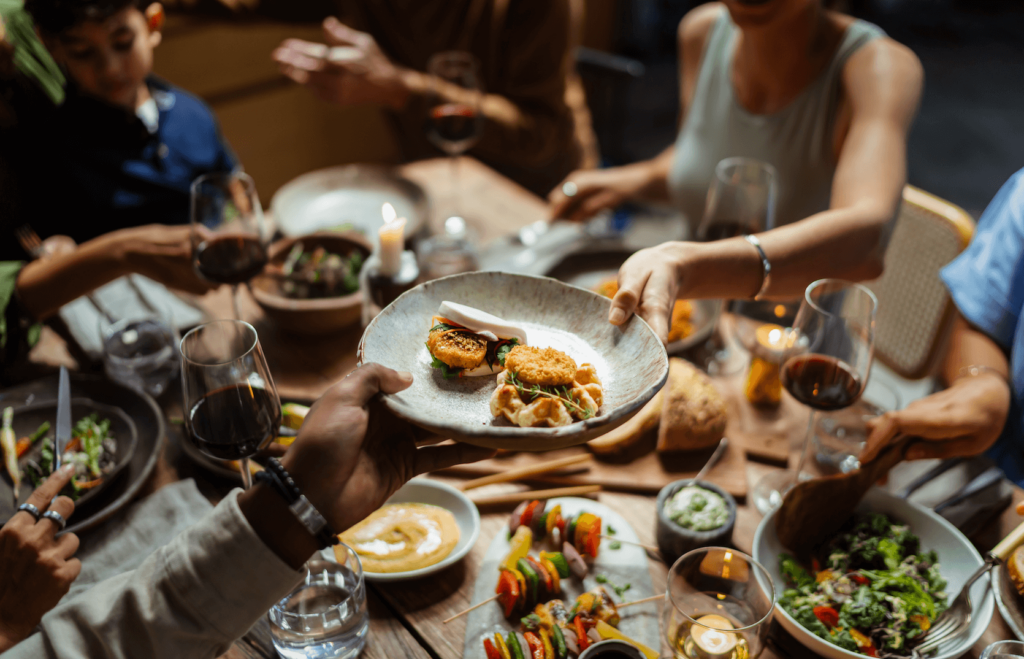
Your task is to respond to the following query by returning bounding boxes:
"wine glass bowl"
[180,319,281,488]
[751,279,878,514]
[663,547,775,659]
[190,171,268,318]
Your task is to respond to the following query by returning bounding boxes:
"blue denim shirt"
[941,168,1024,484]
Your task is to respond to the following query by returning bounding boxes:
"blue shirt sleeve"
[940,168,1024,351]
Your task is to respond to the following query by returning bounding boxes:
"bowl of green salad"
[656,479,736,564]
[753,487,993,659]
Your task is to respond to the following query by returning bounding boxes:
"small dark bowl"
[656,479,737,565]
[250,231,372,335]
[579,640,646,659]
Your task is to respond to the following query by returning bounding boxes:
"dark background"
[602,0,1024,216]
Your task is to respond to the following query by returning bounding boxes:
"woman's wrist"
[671,239,763,300]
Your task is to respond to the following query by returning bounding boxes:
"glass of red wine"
[750,279,877,515]
[190,171,268,319]
[425,51,483,233]
[696,158,778,375]
[180,319,281,489]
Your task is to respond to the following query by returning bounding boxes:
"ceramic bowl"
[753,487,993,659]
[579,640,647,659]
[336,478,480,583]
[250,231,372,335]
[357,271,669,450]
[655,479,736,565]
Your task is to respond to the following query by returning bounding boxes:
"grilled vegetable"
[510,501,529,534]
[561,542,587,580]
[2,407,20,500]
[494,633,512,659]
[506,632,525,659]
[505,526,533,570]
[594,621,659,659]
[497,569,522,618]
[523,631,545,659]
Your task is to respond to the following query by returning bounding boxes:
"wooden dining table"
[27,156,1024,659]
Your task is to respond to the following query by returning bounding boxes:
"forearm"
[15,233,131,320]
[678,203,892,300]
[939,313,1010,386]
[7,490,303,659]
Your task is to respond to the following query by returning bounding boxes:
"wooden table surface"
[28,157,1022,659]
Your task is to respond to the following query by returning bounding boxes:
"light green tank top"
[667,10,884,230]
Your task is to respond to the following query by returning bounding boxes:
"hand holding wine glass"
[180,320,281,489]
[750,279,877,515]
[190,171,268,319]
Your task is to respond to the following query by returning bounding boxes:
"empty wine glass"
[426,51,483,232]
[190,171,268,319]
[697,158,778,375]
[750,279,878,515]
[180,320,281,488]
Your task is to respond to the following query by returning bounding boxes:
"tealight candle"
[378,203,406,277]
[690,614,737,659]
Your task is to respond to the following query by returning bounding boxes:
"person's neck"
[732,6,837,114]
[132,79,153,112]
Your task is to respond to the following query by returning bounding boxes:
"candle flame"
[382,203,397,224]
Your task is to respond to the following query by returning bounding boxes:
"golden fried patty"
[427,329,487,369]
[503,345,577,387]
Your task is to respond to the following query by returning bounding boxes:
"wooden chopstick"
[470,485,601,506]
[458,454,593,491]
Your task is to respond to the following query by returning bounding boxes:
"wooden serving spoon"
[775,435,914,554]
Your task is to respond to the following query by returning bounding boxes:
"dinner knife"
[933,465,1005,514]
[54,366,71,474]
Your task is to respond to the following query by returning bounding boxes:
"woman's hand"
[859,373,1012,464]
[0,465,81,652]
[272,18,409,110]
[548,165,656,224]
[113,224,216,296]
[608,242,691,343]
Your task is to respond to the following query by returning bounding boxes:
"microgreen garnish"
[506,371,594,419]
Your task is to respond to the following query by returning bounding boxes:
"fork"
[912,517,1024,657]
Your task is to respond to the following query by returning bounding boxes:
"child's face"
[45,4,162,110]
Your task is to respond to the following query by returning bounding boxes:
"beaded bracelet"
[255,458,340,549]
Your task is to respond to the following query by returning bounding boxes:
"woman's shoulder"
[676,2,726,54]
[839,26,923,114]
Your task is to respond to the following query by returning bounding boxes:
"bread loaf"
[657,358,727,452]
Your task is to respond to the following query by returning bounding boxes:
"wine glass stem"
[231,284,241,320]
[450,153,460,218]
[791,410,817,477]
[239,457,253,489]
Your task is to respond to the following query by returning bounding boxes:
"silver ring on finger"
[561,181,578,197]
[16,503,41,521]
[41,510,66,532]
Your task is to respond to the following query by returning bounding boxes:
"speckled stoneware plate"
[357,272,669,450]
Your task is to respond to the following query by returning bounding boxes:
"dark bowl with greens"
[251,232,372,335]
[656,479,736,564]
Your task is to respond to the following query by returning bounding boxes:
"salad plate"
[357,272,669,451]
[753,487,993,659]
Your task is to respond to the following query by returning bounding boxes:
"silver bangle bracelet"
[957,365,1009,385]
[743,234,772,300]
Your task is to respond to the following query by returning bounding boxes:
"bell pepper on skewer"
[593,621,659,659]
[483,638,501,659]
[504,526,533,570]
[523,631,545,659]
[496,569,522,618]
[494,633,512,659]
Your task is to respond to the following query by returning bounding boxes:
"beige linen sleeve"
[3,489,303,659]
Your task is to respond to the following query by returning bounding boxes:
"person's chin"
[725,0,784,26]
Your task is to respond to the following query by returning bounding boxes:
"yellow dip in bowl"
[338,503,460,573]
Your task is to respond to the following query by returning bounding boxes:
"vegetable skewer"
[508,500,603,560]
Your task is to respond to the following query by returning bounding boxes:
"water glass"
[100,306,179,398]
[664,547,774,659]
[269,546,369,659]
[814,379,901,474]
[982,641,1024,659]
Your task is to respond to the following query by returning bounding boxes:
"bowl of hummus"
[336,477,480,582]
[655,479,736,564]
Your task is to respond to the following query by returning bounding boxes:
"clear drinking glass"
[814,379,901,474]
[664,547,775,659]
[426,51,483,231]
[100,301,179,398]
[269,545,369,659]
[697,158,778,375]
[982,640,1024,659]
[750,279,878,515]
[190,171,268,319]
[179,320,281,488]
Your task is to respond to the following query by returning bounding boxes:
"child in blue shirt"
[0,0,237,260]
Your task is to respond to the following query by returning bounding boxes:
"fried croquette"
[427,328,487,369]
[504,345,577,386]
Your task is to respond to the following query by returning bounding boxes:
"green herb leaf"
[609,541,622,550]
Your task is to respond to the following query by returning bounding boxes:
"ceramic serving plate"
[753,487,993,659]
[325,478,480,583]
[357,272,669,450]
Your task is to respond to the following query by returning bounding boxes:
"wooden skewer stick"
[459,454,593,491]
[601,535,659,553]
[443,594,499,624]
[617,594,665,609]
[471,485,601,506]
